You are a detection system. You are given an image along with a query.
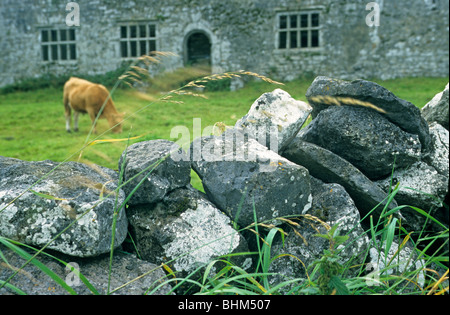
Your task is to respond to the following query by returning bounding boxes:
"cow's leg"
[64,94,72,133]
[65,105,72,133]
[73,111,80,132]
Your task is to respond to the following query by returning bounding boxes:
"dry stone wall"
[0,77,448,294]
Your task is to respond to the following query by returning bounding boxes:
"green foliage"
[311,223,350,295]
[203,77,232,92]
[0,73,70,94]
[0,62,133,95]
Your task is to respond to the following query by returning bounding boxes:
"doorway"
[185,31,211,67]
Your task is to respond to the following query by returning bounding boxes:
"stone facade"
[0,0,448,87]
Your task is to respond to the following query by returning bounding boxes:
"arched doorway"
[184,31,211,67]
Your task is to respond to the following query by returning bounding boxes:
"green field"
[0,74,448,191]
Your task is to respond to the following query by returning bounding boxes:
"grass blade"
[7,239,100,295]
[384,217,398,263]
[88,133,147,146]
[408,206,448,230]
[0,280,27,295]
[30,190,70,201]
[0,237,77,295]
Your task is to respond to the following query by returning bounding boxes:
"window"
[120,23,157,58]
[277,11,321,49]
[41,29,77,61]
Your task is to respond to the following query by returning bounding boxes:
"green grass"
[0,75,447,191]
[374,77,448,108]
[0,75,447,168]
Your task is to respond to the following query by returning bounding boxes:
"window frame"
[119,22,158,59]
[40,28,77,62]
[276,10,322,51]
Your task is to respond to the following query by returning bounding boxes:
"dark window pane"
[51,30,58,42]
[42,30,49,42]
[51,44,58,60]
[312,13,320,27]
[130,41,137,57]
[69,29,76,41]
[130,26,137,38]
[300,14,308,28]
[121,41,128,57]
[279,15,287,29]
[279,31,287,49]
[140,40,147,56]
[60,29,67,41]
[149,25,156,37]
[149,40,156,52]
[69,44,76,60]
[290,31,298,48]
[311,30,319,47]
[301,31,308,47]
[121,26,127,39]
[42,45,49,61]
[60,44,67,60]
[139,25,147,38]
[290,15,298,28]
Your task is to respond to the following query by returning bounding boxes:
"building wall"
[0,0,448,87]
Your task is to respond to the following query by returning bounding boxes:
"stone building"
[0,0,448,87]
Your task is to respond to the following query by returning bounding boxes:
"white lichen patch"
[0,202,19,236]
[162,200,241,273]
[77,202,100,226]
[301,194,313,214]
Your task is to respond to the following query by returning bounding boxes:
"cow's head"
[111,112,125,133]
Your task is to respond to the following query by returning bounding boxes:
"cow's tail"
[63,87,71,115]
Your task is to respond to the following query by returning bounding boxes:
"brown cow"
[63,77,124,133]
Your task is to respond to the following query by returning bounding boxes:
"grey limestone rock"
[235,88,312,152]
[299,106,421,180]
[127,186,250,277]
[0,157,127,257]
[376,161,448,232]
[306,76,431,151]
[422,83,449,130]
[118,139,191,206]
[424,122,449,177]
[282,138,398,223]
[268,178,369,293]
[190,129,311,228]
